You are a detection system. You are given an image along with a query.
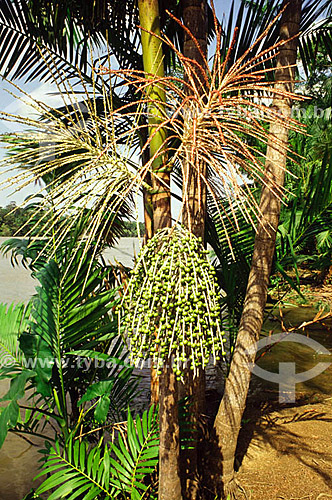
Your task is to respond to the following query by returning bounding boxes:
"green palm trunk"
[137,2,182,500]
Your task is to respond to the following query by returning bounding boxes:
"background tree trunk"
[137,2,182,500]
[180,2,208,498]
[208,1,302,497]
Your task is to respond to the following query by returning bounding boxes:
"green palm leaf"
[300,14,332,76]
[277,149,332,269]
[109,406,159,499]
[15,228,138,426]
[0,301,31,376]
[35,406,159,500]
[206,196,255,326]
[35,438,115,499]
[0,301,58,449]
[0,237,47,271]
[0,0,94,82]
[0,304,35,448]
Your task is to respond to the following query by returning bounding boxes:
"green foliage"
[0,0,141,85]
[0,302,34,448]
[36,438,115,499]
[300,15,332,78]
[0,237,48,271]
[278,150,332,272]
[35,406,159,500]
[108,406,159,498]
[0,399,19,448]
[206,195,256,354]
[218,0,331,78]
[208,148,332,351]
[0,203,38,236]
[0,227,139,450]
[0,302,31,374]
[78,380,115,424]
[121,221,146,237]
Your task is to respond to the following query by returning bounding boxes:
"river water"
[1,237,332,499]
[0,237,141,304]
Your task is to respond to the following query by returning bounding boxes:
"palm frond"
[0,366,37,448]
[0,0,97,82]
[109,406,159,498]
[0,227,140,448]
[300,15,332,77]
[226,1,332,76]
[0,0,144,84]
[105,9,305,237]
[16,226,139,425]
[0,301,31,376]
[221,0,282,69]
[277,149,332,268]
[0,301,54,449]
[35,438,115,499]
[0,237,48,271]
[35,406,159,500]
[206,195,255,351]
[0,58,142,261]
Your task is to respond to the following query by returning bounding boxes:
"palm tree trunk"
[137,2,182,500]
[180,2,208,499]
[140,123,157,400]
[208,1,302,497]
[182,0,208,241]
[138,1,170,407]
[140,125,154,244]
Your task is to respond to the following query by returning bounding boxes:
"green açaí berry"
[118,226,226,375]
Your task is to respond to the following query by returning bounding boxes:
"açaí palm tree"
[0,2,330,500]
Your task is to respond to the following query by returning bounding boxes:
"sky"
[0,0,259,210]
[0,78,66,206]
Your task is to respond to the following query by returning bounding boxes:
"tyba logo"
[246,332,331,403]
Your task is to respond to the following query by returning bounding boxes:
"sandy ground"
[237,399,332,500]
